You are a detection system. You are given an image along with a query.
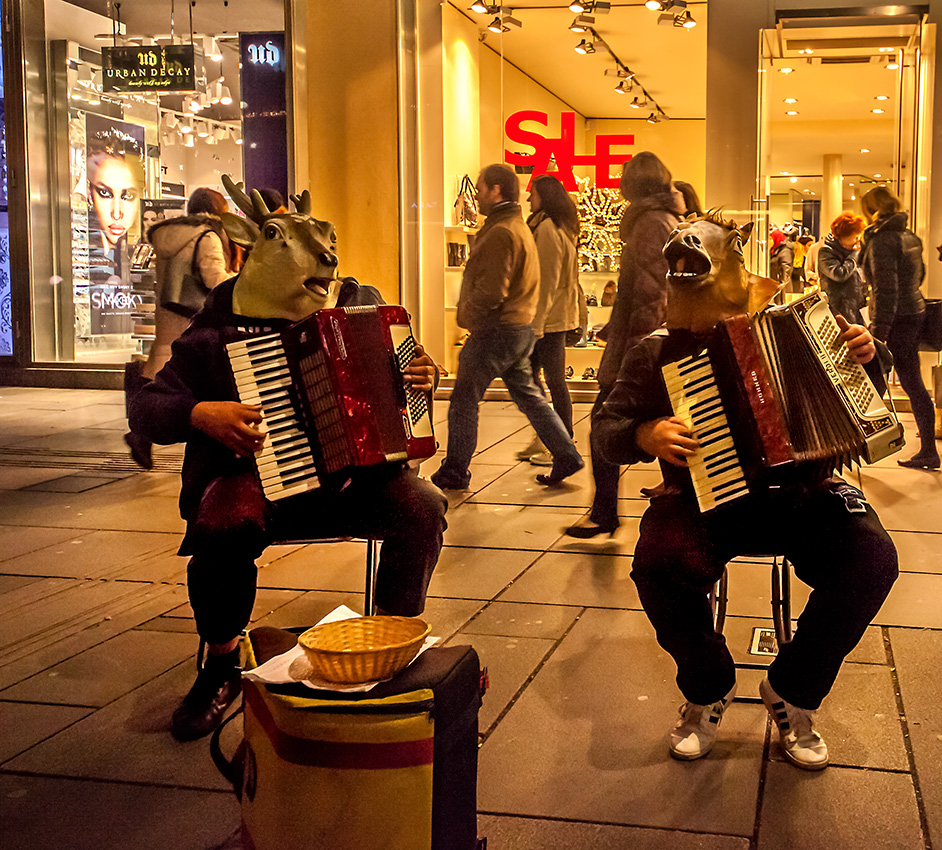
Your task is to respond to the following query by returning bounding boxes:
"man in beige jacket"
[431,164,584,490]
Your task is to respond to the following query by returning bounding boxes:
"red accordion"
[226,305,436,501]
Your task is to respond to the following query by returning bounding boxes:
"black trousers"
[530,331,574,436]
[887,313,937,456]
[186,466,448,644]
[631,485,898,710]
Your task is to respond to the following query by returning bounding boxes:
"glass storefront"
[4,0,283,377]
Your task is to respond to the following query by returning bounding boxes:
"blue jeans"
[438,325,581,483]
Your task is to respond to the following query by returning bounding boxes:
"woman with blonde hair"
[859,185,939,469]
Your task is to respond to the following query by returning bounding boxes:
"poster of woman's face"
[85,114,145,256]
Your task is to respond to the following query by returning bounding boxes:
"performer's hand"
[635,416,699,467]
[835,315,876,364]
[191,401,266,457]
[404,342,435,393]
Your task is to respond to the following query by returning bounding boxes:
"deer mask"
[664,211,783,334]
[221,174,340,321]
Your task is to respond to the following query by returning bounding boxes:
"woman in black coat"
[818,212,866,324]
[859,186,939,469]
[566,152,683,538]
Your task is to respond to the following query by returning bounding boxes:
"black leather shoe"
[898,453,941,470]
[564,517,618,538]
[536,455,585,486]
[171,664,242,742]
[124,431,153,470]
[430,468,471,491]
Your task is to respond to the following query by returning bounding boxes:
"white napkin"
[243,605,438,694]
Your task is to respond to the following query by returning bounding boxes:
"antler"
[221,173,270,226]
[290,190,312,216]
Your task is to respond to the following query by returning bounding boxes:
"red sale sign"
[504,111,634,191]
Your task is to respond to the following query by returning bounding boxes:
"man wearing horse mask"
[593,212,898,770]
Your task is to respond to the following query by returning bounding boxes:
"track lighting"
[162,111,178,130]
[219,86,232,105]
[646,112,660,124]
[203,36,223,62]
[487,16,506,33]
[674,9,696,28]
[470,1,490,12]
[196,121,210,138]
[628,96,646,109]
[179,117,193,133]
[568,1,586,12]
[570,14,594,32]
[183,134,195,148]
[574,38,595,55]
[614,80,632,94]
[487,11,521,33]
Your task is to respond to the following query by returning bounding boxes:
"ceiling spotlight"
[574,39,595,54]
[614,80,632,94]
[183,134,195,148]
[629,96,646,109]
[570,14,594,32]
[203,36,223,62]
[872,108,885,114]
[786,110,798,115]
[235,136,243,146]
[789,177,798,183]
[162,111,179,130]
[214,125,230,141]
[646,112,660,124]
[196,121,210,138]
[568,1,587,12]
[470,1,490,12]
[879,46,895,52]
[593,2,611,12]
[219,86,233,105]
[675,10,696,28]
[780,171,789,175]
[886,60,900,70]
[645,0,663,8]
[875,95,889,101]
[179,118,193,134]
[779,67,794,74]
[487,16,505,33]
[783,97,797,104]
[874,173,883,178]
[860,148,870,153]
[488,12,521,33]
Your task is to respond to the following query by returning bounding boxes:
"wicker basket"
[298,616,431,684]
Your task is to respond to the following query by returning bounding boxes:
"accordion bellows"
[664,291,904,513]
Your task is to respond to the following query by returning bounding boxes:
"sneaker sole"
[669,744,713,761]
[779,747,829,771]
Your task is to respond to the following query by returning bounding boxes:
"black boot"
[124,361,153,469]
[171,646,242,742]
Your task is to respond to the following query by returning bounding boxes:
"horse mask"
[663,211,783,334]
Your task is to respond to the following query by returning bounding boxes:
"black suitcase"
[213,627,485,850]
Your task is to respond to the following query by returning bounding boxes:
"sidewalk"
[1,386,941,849]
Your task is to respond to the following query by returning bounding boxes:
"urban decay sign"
[101,45,196,93]
[504,111,634,190]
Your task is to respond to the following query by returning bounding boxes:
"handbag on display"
[161,230,212,318]
[919,298,942,351]
[454,175,479,228]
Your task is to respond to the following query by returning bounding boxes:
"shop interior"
[434,2,931,389]
[40,0,283,367]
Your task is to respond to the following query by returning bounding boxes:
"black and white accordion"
[226,305,436,502]
[663,291,904,513]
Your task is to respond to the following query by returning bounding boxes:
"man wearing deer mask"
[129,178,447,741]
[593,212,898,771]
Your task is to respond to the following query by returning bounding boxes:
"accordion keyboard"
[226,333,321,501]
[663,351,751,512]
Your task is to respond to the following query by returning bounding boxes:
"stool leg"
[712,569,728,634]
[771,556,793,647]
[364,539,380,616]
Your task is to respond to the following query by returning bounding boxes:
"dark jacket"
[859,211,925,341]
[457,201,540,332]
[817,234,864,324]
[128,276,383,526]
[596,190,682,388]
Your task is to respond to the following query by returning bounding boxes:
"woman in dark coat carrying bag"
[566,152,684,538]
[859,185,939,469]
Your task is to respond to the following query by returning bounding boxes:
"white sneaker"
[669,684,736,760]
[515,436,545,461]
[760,678,829,771]
[528,451,553,466]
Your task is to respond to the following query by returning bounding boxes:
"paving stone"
[478,608,766,835]
[499,550,641,610]
[0,701,91,763]
[0,630,196,707]
[464,600,581,639]
[0,525,92,561]
[757,762,924,850]
[876,572,942,628]
[477,814,750,849]
[887,627,942,847]
[445,632,555,733]
[428,546,540,600]
[443,503,585,550]
[3,662,234,790]
[1,773,239,850]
